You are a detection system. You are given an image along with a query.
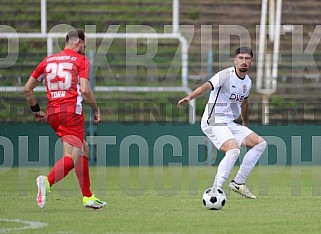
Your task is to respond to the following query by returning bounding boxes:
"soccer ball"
[202,187,226,210]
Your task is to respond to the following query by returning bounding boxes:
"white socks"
[213,141,267,189]
[213,149,240,189]
[233,141,267,184]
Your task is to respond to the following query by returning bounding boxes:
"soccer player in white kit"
[177,46,266,199]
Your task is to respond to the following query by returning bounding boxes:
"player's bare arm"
[80,78,101,124]
[241,98,249,127]
[177,81,212,108]
[24,76,47,122]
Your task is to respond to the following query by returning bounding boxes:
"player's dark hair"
[66,28,85,42]
[235,46,253,57]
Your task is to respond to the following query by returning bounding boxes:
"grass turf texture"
[1,166,321,233]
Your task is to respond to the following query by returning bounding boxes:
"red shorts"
[47,112,84,149]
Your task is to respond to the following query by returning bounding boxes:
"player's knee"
[255,140,267,153]
[220,139,239,153]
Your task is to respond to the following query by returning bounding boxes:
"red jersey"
[31,48,90,116]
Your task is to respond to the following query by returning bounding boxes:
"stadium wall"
[1,123,321,167]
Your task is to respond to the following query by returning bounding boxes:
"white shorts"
[201,122,253,150]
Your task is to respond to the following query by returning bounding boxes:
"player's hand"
[34,111,47,122]
[94,108,101,125]
[177,97,190,108]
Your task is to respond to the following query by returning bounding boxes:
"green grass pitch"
[1,166,321,233]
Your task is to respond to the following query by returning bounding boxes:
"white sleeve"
[208,70,229,90]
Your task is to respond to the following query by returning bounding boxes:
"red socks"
[48,156,74,187]
[47,155,92,197]
[74,156,92,197]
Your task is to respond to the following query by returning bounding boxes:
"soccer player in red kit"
[24,28,106,209]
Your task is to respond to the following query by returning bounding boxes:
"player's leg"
[40,141,80,208]
[213,138,240,190]
[76,141,106,209]
[233,132,266,185]
[47,139,82,187]
[229,128,266,198]
[46,113,84,187]
[36,114,80,208]
[202,125,240,191]
[75,141,91,197]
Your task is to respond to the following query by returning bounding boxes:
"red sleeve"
[31,58,47,79]
[78,57,90,79]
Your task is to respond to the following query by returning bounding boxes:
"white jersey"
[201,67,252,126]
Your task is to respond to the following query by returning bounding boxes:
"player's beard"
[239,64,248,73]
[239,67,248,73]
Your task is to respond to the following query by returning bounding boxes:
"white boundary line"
[0,218,48,233]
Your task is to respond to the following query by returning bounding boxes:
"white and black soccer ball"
[202,187,226,210]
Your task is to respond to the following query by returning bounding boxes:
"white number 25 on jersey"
[46,62,73,91]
